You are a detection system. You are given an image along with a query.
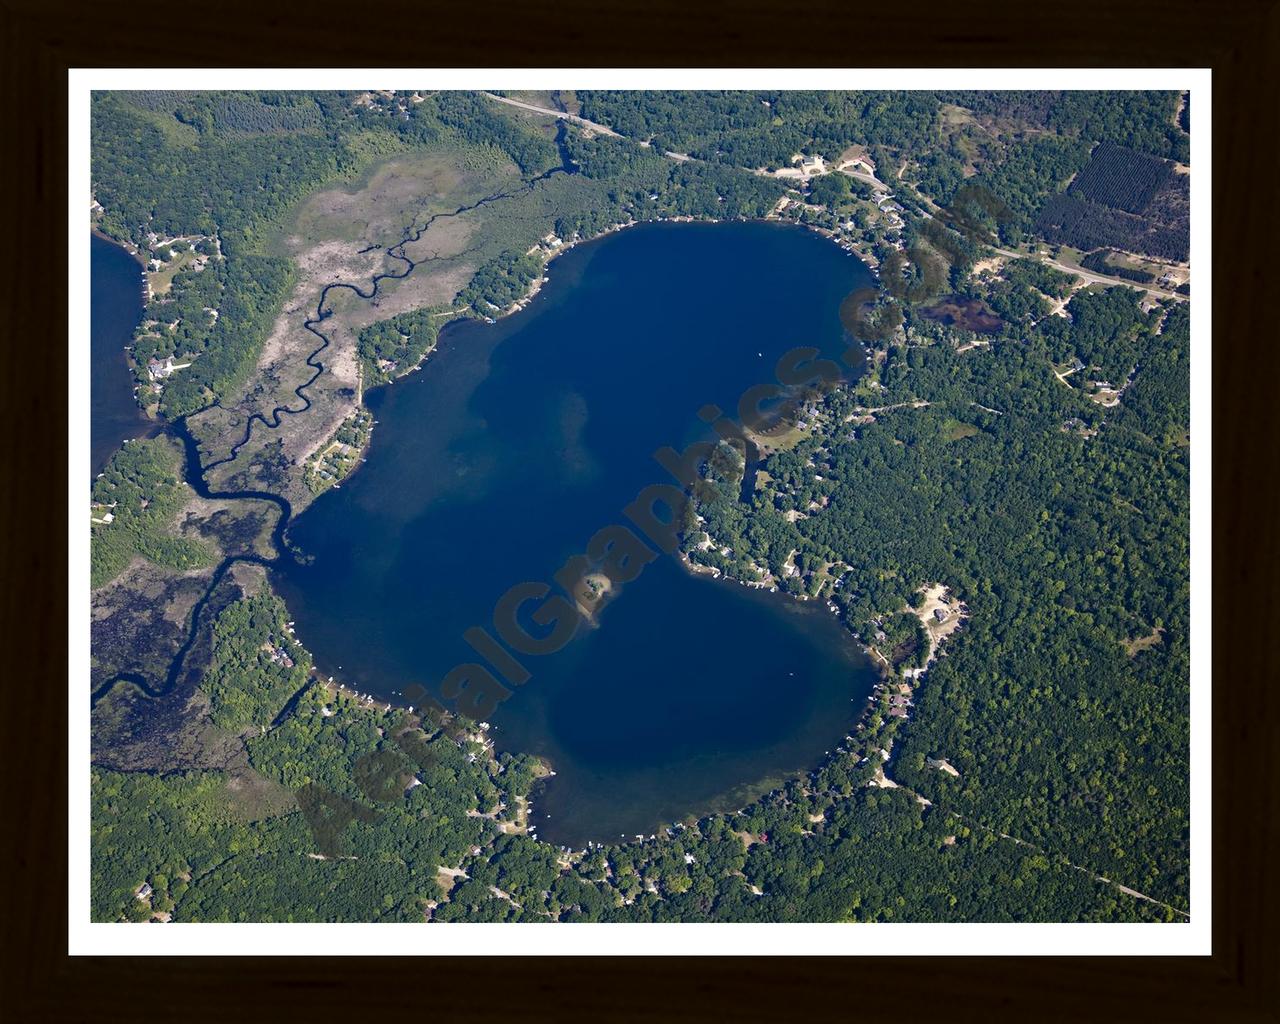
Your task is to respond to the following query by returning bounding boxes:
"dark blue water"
[274,221,880,847]
[91,233,156,476]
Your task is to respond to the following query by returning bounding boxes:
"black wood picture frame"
[3,0,1275,1018]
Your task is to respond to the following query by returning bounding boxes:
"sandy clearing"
[906,583,967,666]
[1123,626,1165,657]
[970,255,1006,276]
[435,865,468,899]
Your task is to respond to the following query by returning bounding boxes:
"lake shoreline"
[372,211,877,390]
[92,225,146,265]
[278,219,886,849]
[96,212,886,849]
[90,232,166,477]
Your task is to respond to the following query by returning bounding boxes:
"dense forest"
[937,90,1187,162]
[132,247,295,417]
[90,437,211,588]
[357,305,455,385]
[576,91,941,170]
[91,290,1191,923]
[91,90,564,418]
[92,587,1172,923]
[574,89,1187,248]
[1070,144,1180,215]
[458,250,546,315]
[90,88,1193,925]
[549,129,788,240]
[684,292,1190,909]
[202,593,311,730]
[1036,195,1189,262]
[1035,144,1189,261]
[575,91,1186,173]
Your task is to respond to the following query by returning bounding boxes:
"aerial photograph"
[86,85,1194,927]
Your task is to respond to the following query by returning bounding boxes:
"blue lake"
[91,233,156,476]
[273,221,881,847]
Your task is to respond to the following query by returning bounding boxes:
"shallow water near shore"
[273,220,881,847]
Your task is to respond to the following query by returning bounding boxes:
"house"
[134,882,152,900]
[262,641,294,669]
[933,607,949,623]
[790,153,827,177]
[147,356,176,381]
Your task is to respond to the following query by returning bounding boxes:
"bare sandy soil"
[969,255,1006,276]
[1123,626,1164,657]
[907,583,968,664]
[435,865,468,899]
[919,583,962,634]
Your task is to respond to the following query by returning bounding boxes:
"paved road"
[912,186,1187,301]
[993,246,1185,301]
[485,92,890,189]
[844,168,888,190]
[481,92,1187,302]
[481,92,621,137]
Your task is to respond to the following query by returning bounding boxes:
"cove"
[91,233,158,476]
[273,221,881,848]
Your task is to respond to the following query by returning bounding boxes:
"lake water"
[91,233,156,476]
[273,220,882,847]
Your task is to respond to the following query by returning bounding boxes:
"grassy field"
[941,417,981,441]
[147,246,201,296]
